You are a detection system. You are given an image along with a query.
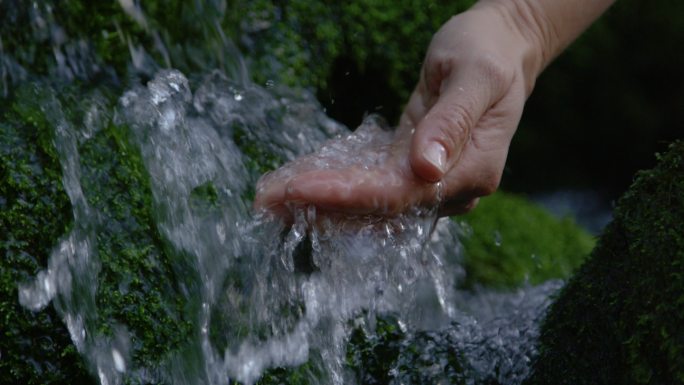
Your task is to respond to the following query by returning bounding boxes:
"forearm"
[474,0,615,75]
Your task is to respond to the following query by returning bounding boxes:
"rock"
[526,141,684,384]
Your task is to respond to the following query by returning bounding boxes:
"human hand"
[401,3,544,215]
[254,3,544,219]
[254,116,443,220]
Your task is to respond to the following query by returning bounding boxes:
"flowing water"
[6,2,563,384]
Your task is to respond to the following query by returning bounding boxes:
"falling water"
[6,2,563,384]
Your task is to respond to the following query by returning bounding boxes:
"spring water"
[5,2,563,384]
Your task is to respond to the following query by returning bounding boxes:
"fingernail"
[423,142,447,174]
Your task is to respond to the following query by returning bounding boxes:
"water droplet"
[112,348,126,372]
[494,230,502,247]
[216,223,226,244]
[98,367,109,385]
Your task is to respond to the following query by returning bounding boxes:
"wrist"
[465,1,546,96]
[474,0,553,79]
[475,0,615,75]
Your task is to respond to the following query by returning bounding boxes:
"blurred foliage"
[226,0,475,127]
[257,361,327,385]
[0,0,476,124]
[458,192,595,289]
[526,141,684,385]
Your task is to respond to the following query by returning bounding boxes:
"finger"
[400,63,433,121]
[409,72,496,183]
[399,89,430,136]
[437,131,509,216]
[284,167,437,216]
[284,168,406,215]
[253,172,292,219]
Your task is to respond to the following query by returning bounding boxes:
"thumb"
[409,75,493,182]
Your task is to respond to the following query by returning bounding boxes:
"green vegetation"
[0,82,198,384]
[0,84,92,385]
[346,316,467,385]
[226,0,475,122]
[1,0,476,123]
[78,112,196,369]
[458,192,595,289]
[526,141,684,385]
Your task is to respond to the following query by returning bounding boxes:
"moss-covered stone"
[1,0,476,124]
[228,0,475,125]
[526,141,684,385]
[457,192,595,289]
[345,316,467,385]
[78,118,196,370]
[0,84,93,384]
[0,81,199,383]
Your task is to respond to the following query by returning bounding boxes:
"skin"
[254,0,616,220]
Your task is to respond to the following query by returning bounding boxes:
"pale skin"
[254,0,616,219]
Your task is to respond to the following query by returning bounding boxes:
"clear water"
[8,2,563,384]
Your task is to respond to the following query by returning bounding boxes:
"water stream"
[6,2,563,384]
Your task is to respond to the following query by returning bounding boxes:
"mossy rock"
[457,191,595,289]
[0,81,197,384]
[0,84,92,385]
[1,0,476,124]
[526,140,684,384]
[228,0,475,126]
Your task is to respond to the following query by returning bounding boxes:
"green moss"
[526,141,684,385]
[257,359,327,385]
[346,316,406,384]
[2,0,477,125]
[229,0,475,123]
[344,316,467,384]
[0,0,145,81]
[0,81,198,382]
[457,191,595,289]
[77,120,195,369]
[0,84,93,384]
[190,181,220,209]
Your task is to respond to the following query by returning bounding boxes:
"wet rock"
[526,141,684,384]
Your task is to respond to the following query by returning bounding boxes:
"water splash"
[0,0,250,92]
[15,69,562,384]
[125,70,455,385]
